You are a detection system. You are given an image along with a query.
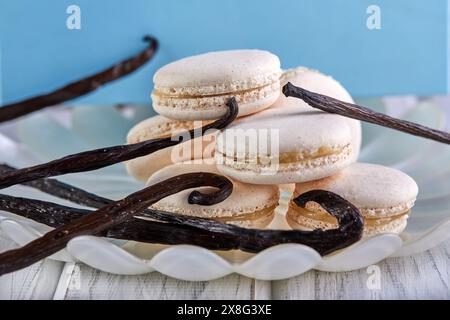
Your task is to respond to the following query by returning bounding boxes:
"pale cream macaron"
[146,163,280,228]
[215,92,355,184]
[125,116,215,181]
[151,49,281,121]
[281,67,362,160]
[287,163,419,237]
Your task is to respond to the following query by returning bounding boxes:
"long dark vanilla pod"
[0,164,114,208]
[0,162,264,233]
[0,98,238,190]
[0,36,158,123]
[283,82,450,145]
[0,191,363,254]
[0,194,237,250]
[0,172,233,275]
[0,188,363,275]
[0,194,87,226]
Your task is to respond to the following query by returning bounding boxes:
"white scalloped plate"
[1,99,450,281]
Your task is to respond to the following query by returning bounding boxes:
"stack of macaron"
[126,49,418,237]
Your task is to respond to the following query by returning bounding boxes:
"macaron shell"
[216,101,353,156]
[125,115,215,181]
[281,67,362,160]
[153,49,281,92]
[363,215,408,237]
[294,162,419,218]
[146,163,280,218]
[216,148,353,185]
[126,148,173,181]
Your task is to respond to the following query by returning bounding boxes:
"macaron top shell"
[216,98,353,157]
[294,163,419,218]
[280,67,354,107]
[153,49,281,96]
[146,163,280,218]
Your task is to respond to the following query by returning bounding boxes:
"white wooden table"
[1,232,449,300]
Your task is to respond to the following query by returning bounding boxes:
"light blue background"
[0,0,448,106]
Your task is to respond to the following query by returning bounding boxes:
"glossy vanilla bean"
[0,98,238,190]
[0,162,262,233]
[0,36,158,123]
[0,172,233,275]
[283,82,450,145]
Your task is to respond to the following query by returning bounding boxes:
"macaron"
[151,50,281,121]
[287,163,419,237]
[215,92,355,184]
[125,116,215,181]
[146,163,280,228]
[281,67,362,160]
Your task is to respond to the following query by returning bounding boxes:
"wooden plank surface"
[0,235,64,300]
[272,239,450,300]
[62,264,265,300]
[1,231,449,300]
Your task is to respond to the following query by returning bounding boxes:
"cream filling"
[154,72,281,97]
[153,81,277,99]
[152,81,280,110]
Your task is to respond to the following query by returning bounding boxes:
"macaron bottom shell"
[215,144,354,185]
[152,85,280,121]
[125,115,215,181]
[153,202,276,229]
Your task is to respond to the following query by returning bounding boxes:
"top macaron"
[151,50,282,120]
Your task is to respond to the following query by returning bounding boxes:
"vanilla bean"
[0,164,110,208]
[283,82,450,145]
[0,194,235,249]
[0,36,158,123]
[0,172,233,275]
[0,163,265,233]
[0,187,363,275]
[0,99,238,190]
[0,194,87,226]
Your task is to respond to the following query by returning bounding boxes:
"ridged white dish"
[1,98,449,281]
